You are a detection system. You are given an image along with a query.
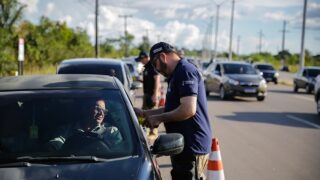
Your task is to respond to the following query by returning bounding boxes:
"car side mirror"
[151,133,184,157]
[131,81,142,90]
[259,71,263,76]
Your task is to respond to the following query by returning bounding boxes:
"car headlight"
[274,72,279,77]
[228,78,239,85]
[259,79,266,87]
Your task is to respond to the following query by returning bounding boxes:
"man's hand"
[134,107,144,117]
[144,115,161,129]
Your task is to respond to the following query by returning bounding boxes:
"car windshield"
[256,64,274,70]
[307,69,320,77]
[223,64,257,75]
[0,89,137,161]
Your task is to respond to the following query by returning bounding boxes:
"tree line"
[0,0,319,76]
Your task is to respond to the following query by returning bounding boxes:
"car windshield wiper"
[15,155,108,163]
[0,155,106,167]
[0,155,136,168]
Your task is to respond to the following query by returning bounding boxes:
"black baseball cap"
[135,51,148,62]
[149,42,176,62]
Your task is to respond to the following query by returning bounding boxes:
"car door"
[205,63,216,92]
[297,69,308,88]
[211,64,223,92]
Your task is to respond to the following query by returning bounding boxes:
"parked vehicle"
[314,75,320,115]
[204,61,267,101]
[280,65,290,72]
[253,63,279,84]
[123,60,143,83]
[293,67,320,94]
[57,58,140,102]
[0,74,184,179]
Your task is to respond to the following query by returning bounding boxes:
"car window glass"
[0,89,137,160]
[307,69,320,77]
[223,64,257,75]
[302,70,307,77]
[256,65,274,70]
[124,65,133,87]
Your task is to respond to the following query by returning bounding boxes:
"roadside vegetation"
[0,0,319,76]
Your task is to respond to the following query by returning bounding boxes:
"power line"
[236,35,240,57]
[258,30,264,54]
[119,14,133,57]
[280,20,289,52]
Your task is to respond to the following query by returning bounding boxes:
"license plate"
[244,88,257,93]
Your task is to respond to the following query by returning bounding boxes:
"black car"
[253,63,279,84]
[0,75,184,179]
[204,61,267,101]
[293,67,320,94]
[57,58,140,102]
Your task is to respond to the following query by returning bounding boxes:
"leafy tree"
[0,0,26,32]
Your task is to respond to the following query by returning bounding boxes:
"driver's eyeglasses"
[94,106,108,114]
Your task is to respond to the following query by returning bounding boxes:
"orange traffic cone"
[158,86,166,107]
[207,138,225,180]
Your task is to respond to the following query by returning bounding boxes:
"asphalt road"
[134,83,320,180]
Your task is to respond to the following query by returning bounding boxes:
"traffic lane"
[207,84,320,180]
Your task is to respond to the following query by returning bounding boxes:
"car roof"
[218,61,251,65]
[60,58,125,66]
[253,63,272,66]
[304,66,320,70]
[0,74,118,91]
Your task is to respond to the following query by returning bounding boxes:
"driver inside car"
[45,99,123,151]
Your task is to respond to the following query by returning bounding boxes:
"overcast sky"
[19,0,320,56]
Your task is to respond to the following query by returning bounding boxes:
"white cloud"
[45,2,55,16]
[241,0,302,8]
[161,21,202,49]
[59,15,73,25]
[19,0,38,14]
[263,12,293,21]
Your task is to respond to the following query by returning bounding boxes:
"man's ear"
[159,53,166,63]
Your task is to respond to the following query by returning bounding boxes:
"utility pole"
[258,30,264,54]
[228,0,235,61]
[213,0,228,61]
[119,14,132,57]
[213,4,221,60]
[299,0,307,70]
[95,0,99,58]
[236,35,240,57]
[280,20,288,52]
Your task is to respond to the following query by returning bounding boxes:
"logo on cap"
[153,47,163,54]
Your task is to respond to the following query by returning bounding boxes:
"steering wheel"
[61,131,112,155]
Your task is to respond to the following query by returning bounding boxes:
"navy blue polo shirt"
[164,58,212,155]
[143,61,159,95]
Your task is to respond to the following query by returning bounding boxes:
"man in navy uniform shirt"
[135,42,212,180]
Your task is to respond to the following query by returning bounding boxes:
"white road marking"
[286,115,320,129]
[294,95,314,102]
